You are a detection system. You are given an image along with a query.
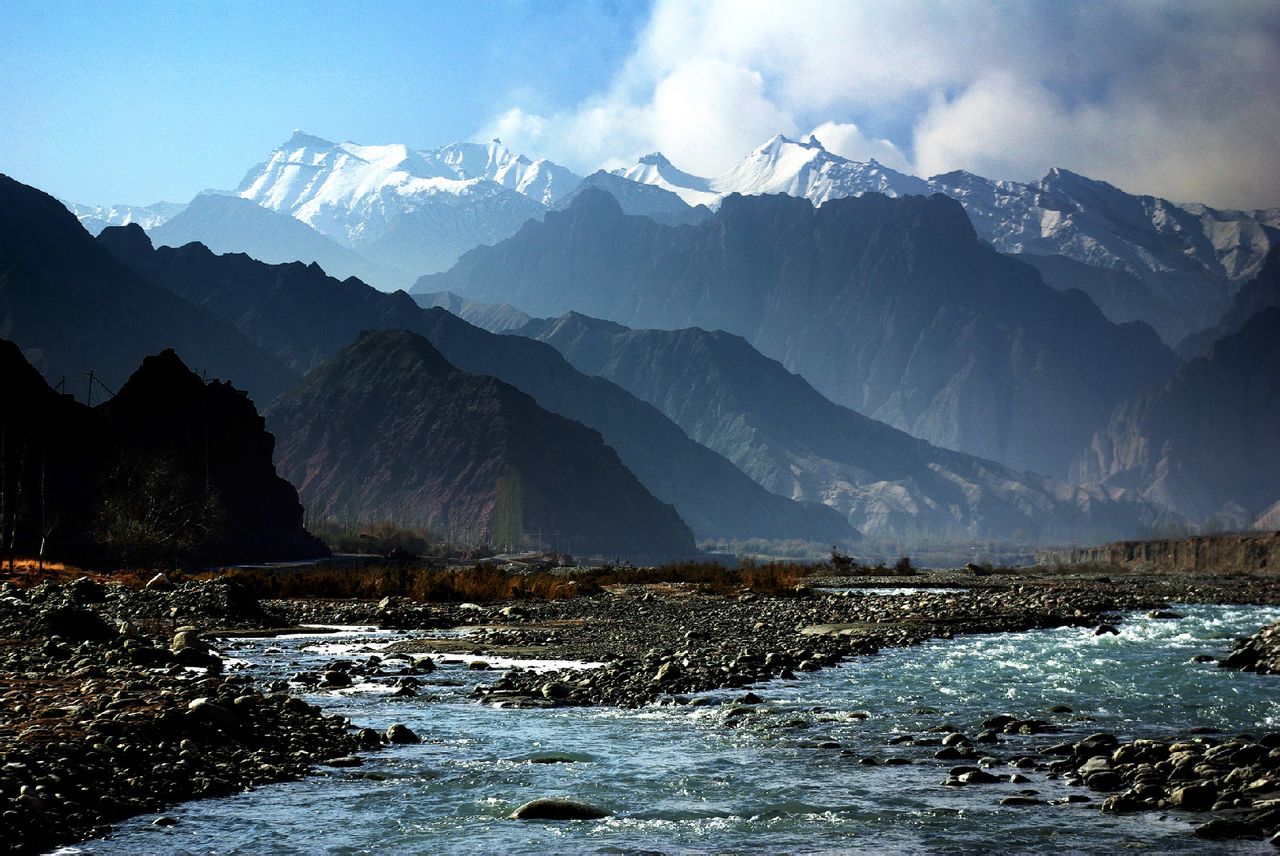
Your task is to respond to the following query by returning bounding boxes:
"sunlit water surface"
[74,602,1280,854]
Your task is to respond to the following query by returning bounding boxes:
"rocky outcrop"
[515,311,1175,544]
[100,228,854,544]
[417,189,1179,478]
[266,329,698,558]
[1073,308,1280,526]
[0,174,297,407]
[1037,533,1280,575]
[0,339,324,567]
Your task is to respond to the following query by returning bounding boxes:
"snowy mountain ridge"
[64,199,186,235]
[612,134,1279,340]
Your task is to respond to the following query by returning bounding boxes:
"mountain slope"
[1073,307,1280,526]
[515,312,1175,543]
[1176,246,1280,359]
[0,174,298,407]
[614,136,1279,343]
[267,330,695,556]
[417,188,1179,478]
[412,291,531,332]
[99,228,854,544]
[150,193,411,290]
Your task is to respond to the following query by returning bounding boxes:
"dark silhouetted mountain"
[0,174,297,407]
[1012,252,1194,345]
[266,330,696,556]
[100,232,853,544]
[416,188,1180,478]
[412,290,531,332]
[1073,307,1280,527]
[1176,246,1280,359]
[552,170,712,226]
[516,312,1177,543]
[0,339,324,566]
[149,193,412,290]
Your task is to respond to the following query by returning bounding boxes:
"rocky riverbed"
[0,577,420,855]
[4,568,1280,852]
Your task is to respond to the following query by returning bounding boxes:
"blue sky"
[1,0,649,205]
[4,0,1279,209]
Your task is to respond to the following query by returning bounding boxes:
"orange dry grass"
[218,559,812,604]
[222,564,590,603]
[0,558,156,588]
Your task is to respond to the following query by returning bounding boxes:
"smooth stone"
[509,798,611,820]
[385,724,421,744]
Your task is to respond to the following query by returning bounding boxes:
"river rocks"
[0,577,373,854]
[1221,620,1280,674]
[385,723,421,744]
[1170,782,1218,810]
[509,798,611,820]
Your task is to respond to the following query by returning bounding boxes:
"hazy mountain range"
[65,131,1278,348]
[267,329,697,557]
[13,118,1278,552]
[95,218,852,546]
[417,188,1178,480]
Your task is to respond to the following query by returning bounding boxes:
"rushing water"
[75,603,1280,855]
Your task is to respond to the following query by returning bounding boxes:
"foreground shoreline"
[3,567,1280,852]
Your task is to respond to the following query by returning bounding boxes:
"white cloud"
[808,121,911,173]
[478,0,1280,208]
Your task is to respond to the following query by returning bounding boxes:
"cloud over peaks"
[480,0,1280,209]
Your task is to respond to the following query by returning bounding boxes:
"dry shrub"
[217,557,813,603]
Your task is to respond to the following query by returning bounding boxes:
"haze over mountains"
[10,118,1278,555]
[268,330,697,557]
[419,188,1178,479]
[514,311,1172,543]
[613,135,1279,344]
[66,130,1277,349]
[96,219,853,547]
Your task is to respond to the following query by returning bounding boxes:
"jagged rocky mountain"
[150,193,408,289]
[613,135,1279,343]
[233,132,577,280]
[0,174,298,406]
[417,188,1179,479]
[267,330,697,557]
[99,225,853,545]
[0,339,324,566]
[63,199,185,235]
[514,312,1175,543]
[1072,306,1280,528]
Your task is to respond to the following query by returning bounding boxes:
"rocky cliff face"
[0,175,297,408]
[516,312,1177,544]
[0,339,323,567]
[418,189,1179,478]
[100,228,852,544]
[266,330,696,557]
[1073,307,1280,526]
[1037,533,1280,575]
